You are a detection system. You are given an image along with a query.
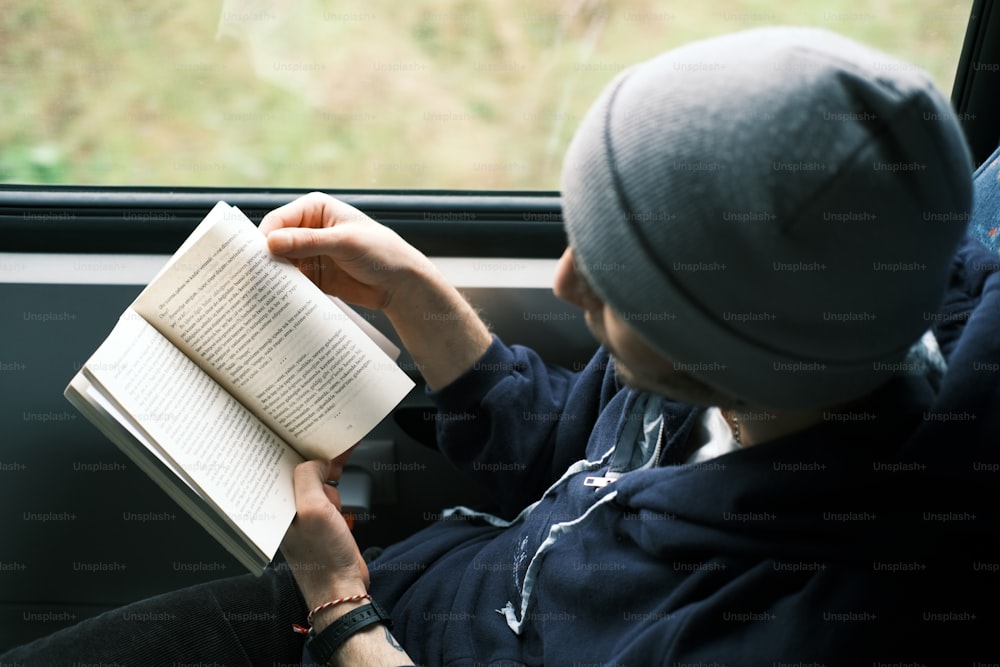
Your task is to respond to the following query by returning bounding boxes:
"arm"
[262,193,606,512]
[260,192,492,390]
[312,609,411,667]
[431,342,612,517]
[280,458,415,666]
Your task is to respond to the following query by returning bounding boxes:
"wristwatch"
[305,599,393,666]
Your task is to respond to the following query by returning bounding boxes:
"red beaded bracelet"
[291,593,371,634]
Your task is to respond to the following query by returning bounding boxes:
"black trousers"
[0,561,308,666]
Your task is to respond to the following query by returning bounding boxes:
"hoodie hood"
[609,235,1000,565]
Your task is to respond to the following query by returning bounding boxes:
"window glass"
[0,1,971,189]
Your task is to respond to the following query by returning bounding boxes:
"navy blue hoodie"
[367,235,1000,667]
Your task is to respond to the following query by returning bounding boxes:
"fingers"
[282,459,370,602]
[293,458,351,512]
[259,192,429,311]
[258,191,334,235]
[266,226,333,258]
[259,191,369,235]
[292,459,340,519]
[262,195,371,262]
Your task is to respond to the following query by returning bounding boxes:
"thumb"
[266,226,345,259]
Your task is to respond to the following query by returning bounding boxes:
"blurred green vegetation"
[0,0,972,189]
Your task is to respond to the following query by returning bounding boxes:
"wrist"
[309,594,371,634]
[382,260,447,321]
[304,599,394,666]
[303,578,368,611]
[294,575,371,635]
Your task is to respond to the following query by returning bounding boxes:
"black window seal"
[0,185,566,258]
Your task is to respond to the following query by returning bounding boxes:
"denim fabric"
[970,144,1000,253]
[0,562,307,666]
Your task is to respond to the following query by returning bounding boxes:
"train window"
[0,1,970,190]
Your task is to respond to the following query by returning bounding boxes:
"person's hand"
[280,454,370,612]
[260,191,436,312]
[262,191,493,391]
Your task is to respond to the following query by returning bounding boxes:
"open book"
[65,202,415,573]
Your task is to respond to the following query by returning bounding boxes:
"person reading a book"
[4,26,997,666]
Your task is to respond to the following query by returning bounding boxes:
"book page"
[65,373,271,572]
[329,295,401,360]
[81,312,300,563]
[131,203,414,461]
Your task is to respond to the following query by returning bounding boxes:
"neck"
[718,406,828,447]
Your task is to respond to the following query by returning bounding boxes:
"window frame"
[1,3,995,246]
[0,186,566,257]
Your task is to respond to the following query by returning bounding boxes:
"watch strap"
[306,599,393,665]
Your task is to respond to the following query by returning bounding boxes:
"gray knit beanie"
[561,27,972,410]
